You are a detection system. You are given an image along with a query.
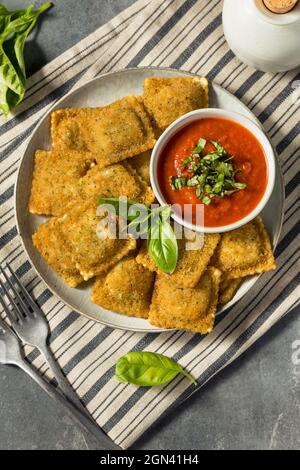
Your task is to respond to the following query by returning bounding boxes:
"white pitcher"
[222,0,300,73]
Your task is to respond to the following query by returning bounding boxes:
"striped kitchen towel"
[0,0,299,449]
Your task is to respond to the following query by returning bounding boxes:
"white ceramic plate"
[15,67,284,332]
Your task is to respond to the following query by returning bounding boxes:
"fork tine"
[0,276,24,323]
[0,286,16,324]
[0,313,12,333]
[0,266,32,318]
[6,264,40,315]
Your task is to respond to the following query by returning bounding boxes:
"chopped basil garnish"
[192,137,206,155]
[170,139,247,205]
[169,176,187,190]
[181,155,193,166]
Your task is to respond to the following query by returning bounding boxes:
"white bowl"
[150,108,276,233]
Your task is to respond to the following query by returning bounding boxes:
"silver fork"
[0,318,119,450]
[0,264,84,411]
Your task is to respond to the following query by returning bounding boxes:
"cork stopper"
[263,0,298,13]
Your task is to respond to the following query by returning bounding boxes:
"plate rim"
[14,66,285,333]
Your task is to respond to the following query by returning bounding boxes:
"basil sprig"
[98,197,178,274]
[115,351,197,387]
[169,139,247,205]
[0,2,52,115]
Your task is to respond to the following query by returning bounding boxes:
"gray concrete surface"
[1,0,299,450]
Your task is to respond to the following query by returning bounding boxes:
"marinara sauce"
[158,117,268,227]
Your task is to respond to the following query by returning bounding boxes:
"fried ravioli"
[143,76,209,130]
[32,216,83,288]
[218,275,242,305]
[51,107,101,150]
[123,161,154,205]
[125,150,151,184]
[212,217,276,279]
[29,149,95,216]
[78,162,154,205]
[51,97,156,167]
[136,233,220,288]
[91,256,155,318]
[149,267,221,334]
[62,199,136,281]
[29,149,154,216]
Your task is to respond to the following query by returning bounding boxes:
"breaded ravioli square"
[29,149,95,216]
[89,96,156,167]
[51,97,156,167]
[143,76,209,130]
[32,216,83,288]
[123,162,155,205]
[91,256,155,318]
[125,150,151,184]
[212,217,276,279]
[149,267,221,334]
[78,162,154,205]
[51,107,101,149]
[218,275,242,305]
[136,232,220,288]
[63,200,136,281]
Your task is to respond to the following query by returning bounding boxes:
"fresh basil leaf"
[159,204,171,221]
[98,197,149,221]
[99,198,178,273]
[0,45,24,95]
[148,216,178,274]
[115,351,197,387]
[0,2,52,115]
[0,6,9,15]
[125,215,150,237]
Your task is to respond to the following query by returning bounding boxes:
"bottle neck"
[263,0,298,14]
[250,0,300,24]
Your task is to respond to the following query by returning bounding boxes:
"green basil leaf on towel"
[115,351,197,387]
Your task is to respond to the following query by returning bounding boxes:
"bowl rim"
[150,108,276,233]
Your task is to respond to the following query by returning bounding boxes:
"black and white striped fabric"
[0,0,299,449]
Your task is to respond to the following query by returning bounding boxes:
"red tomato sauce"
[158,117,268,227]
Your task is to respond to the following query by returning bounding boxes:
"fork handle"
[17,360,120,450]
[38,343,86,413]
